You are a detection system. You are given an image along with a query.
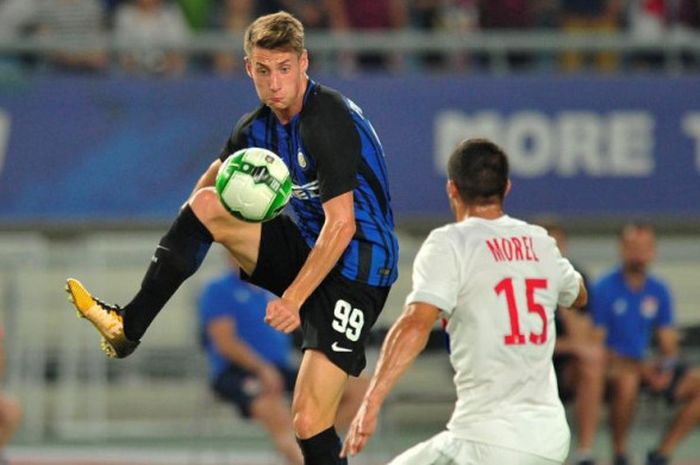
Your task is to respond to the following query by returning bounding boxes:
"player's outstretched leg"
[63,203,215,358]
[65,278,140,358]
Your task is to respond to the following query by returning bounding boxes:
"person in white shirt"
[341,137,588,465]
[114,0,189,75]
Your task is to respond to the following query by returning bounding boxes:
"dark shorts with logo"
[212,363,297,418]
[241,214,390,376]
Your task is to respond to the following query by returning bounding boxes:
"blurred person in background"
[0,326,21,465]
[409,0,479,72]
[476,0,539,71]
[326,0,409,73]
[212,0,330,75]
[114,0,190,76]
[177,0,212,33]
[592,222,700,465]
[342,138,587,464]
[210,0,255,74]
[0,0,35,72]
[626,0,700,70]
[19,0,109,73]
[198,253,369,465]
[543,220,606,465]
[560,0,624,72]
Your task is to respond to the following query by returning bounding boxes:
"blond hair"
[244,11,305,57]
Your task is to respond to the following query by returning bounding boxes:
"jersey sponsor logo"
[331,341,352,353]
[291,180,320,200]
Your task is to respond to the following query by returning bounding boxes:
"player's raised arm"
[265,192,356,332]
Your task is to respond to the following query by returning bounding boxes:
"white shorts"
[387,431,563,465]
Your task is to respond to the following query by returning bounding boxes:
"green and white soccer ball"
[215,147,292,222]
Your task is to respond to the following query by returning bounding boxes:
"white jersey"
[406,215,581,462]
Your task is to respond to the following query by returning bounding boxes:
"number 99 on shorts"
[332,299,365,342]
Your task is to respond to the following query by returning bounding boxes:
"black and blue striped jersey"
[219,79,398,287]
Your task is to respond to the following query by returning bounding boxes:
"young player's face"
[246,47,308,119]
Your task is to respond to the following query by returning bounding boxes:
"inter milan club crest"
[297,150,307,169]
[641,296,659,319]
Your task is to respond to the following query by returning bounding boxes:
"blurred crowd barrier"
[1,29,700,75]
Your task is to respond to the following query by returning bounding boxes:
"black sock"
[297,426,347,465]
[123,205,213,341]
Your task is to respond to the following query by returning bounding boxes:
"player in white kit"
[341,138,588,465]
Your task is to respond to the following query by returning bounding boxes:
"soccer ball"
[215,147,292,222]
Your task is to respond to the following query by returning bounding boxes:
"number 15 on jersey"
[495,277,549,346]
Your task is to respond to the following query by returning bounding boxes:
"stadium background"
[0,0,699,464]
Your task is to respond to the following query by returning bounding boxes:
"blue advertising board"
[0,75,698,224]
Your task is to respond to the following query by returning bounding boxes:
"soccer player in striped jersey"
[65,11,397,465]
[342,138,587,465]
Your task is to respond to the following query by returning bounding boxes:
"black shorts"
[212,364,297,418]
[241,214,390,376]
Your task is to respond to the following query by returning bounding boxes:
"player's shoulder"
[426,221,463,243]
[301,82,351,121]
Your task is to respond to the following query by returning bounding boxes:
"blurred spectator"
[627,0,700,70]
[178,0,211,32]
[677,0,700,68]
[102,0,126,24]
[198,254,369,465]
[627,0,668,69]
[592,222,700,465]
[211,0,254,75]
[29,0,109,73]
[0,0,35,72]
[276,0,330,30]
[409,0,478,72]
[326,0,409,73]
[678,0,700,28]
[410,0,446,71]
[543,220,605,465]
[477,0,538,71]
[478,0,533,29]
[114,0,190,76]
[209,0,330,76]
[0,0,33,39]
[560,0,623,72]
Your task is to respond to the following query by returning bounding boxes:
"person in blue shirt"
[592,222,700,465]
[199,255,302,465]
[66,11,397,465]
[199,255,370,465]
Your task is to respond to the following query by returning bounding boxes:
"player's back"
[429,215,580,461]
